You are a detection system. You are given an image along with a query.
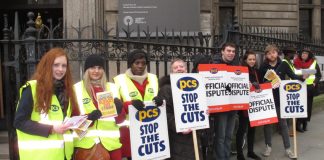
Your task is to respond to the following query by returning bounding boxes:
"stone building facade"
[62,0,323,41]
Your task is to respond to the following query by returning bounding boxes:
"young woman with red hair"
[14,48,79,160]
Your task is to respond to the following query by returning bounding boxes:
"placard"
[198,64,230,113]
[170,73,209,132]
[279,80,307,118]
[248,83,278,127]
[129,102,170,160]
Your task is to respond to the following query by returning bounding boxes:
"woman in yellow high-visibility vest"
[14,48,80,160]
[293,49,322,132]
[73,54,125,160]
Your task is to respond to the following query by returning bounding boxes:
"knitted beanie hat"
[84,54,105,71]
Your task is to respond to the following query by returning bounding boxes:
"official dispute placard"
[198,64,230,113]
[170,73,209,133]
[248,83,278,127]
[226,66,250,110]
[280,80,307,118]
[198,64,249,113]
[129,102,170,160]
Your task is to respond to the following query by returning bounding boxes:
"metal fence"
[1,11,324,160]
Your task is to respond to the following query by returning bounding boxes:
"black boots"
[303,121,308,131]
[296,120,304,133]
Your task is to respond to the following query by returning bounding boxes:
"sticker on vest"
[148,88,154,93]
[83,98,91,104]
[51,105,60,112]
[129,91,138,97]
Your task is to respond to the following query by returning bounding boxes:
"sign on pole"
[279,80,307,118]
[129,102,170,160]
[248,83,278,127]
[170,73,209,133]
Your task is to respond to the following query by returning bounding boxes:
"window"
[299,9,312,41]
[219,7,234,34]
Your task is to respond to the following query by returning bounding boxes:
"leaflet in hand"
[63,115,92,131]
[264,69,281,89]
[96,91,118,118]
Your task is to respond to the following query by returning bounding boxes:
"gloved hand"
[225,84,231,92]
[153,96,163,107]
[251,82,261,90]
[131,99,145,111]
[114,98,123,114]
[87,109,102,121]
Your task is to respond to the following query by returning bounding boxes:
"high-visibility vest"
[113,73,158,126]
[73,81,122,151]
[16,80,73,160]
[295,60,317,85]
[282,59,296,80]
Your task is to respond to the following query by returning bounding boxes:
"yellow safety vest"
[73,81,122,151]
[294,60,317,85]
[113,73,158,126]
[282,59,296,80]
[16,80,73,160]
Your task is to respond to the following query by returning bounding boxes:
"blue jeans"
[214,111,237,160]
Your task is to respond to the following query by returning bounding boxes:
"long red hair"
[31,48,79,115]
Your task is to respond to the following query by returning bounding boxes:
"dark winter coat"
[158,75,196,160]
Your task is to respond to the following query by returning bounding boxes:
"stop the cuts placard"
[279,80,307,118]
[170,73,209,133]
[248,83,278,127]
[129,102,170,160]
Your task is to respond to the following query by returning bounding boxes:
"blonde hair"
[83,69,107,100]
[264,44,279,54]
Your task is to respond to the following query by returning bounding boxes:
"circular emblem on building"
[123,16,134,26]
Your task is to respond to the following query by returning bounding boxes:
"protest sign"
[96,91,117,118]
[226,66,250,110]
[129,102,170,160]
[170,73,209,132]
[280,80,307,118]
[198,64,230,113]
[248,83,278,127]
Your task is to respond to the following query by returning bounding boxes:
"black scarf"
[53,80,67,117]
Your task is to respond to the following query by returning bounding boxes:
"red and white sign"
[198,64,250,113]
[226,66,250,111]
[248,83,278,127]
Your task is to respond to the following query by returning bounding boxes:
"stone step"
[0,132,8,144]
[0,132,9,160]
[0,143,9,160]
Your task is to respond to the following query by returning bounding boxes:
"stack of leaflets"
[264,69,281,89]
[63,115,92,139]
[96,91,118,118]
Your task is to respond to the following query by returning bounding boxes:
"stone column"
[312,0,321,40]
[201,0,213,34]
[63,0,104,39]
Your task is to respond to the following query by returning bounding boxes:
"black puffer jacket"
[158,75,196,160]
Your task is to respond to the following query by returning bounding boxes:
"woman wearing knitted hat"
[113,49,163,159]
[293,49,322,132]
[73,54,125,160]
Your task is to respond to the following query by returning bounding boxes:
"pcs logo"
[234,70,242,75]
[51,105,60,112]
[136,106,160,122]
[210,68,218,74]
[283,82,301,92]
[177,77,199,91]
[83,98,91,104]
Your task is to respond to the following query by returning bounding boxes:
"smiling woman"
[13,48,80,160]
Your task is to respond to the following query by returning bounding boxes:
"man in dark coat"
[158,58,197,160]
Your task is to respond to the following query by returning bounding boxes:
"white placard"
[279,80,307,118]
[248,83,278,127]
[170,73,210,133]
[129,102,170,160]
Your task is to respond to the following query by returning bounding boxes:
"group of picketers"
[13,42,321,160]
